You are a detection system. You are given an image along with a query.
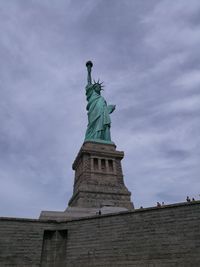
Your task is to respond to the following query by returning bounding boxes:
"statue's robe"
[85,85,112,141]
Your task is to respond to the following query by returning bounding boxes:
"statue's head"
[93,80,104,94]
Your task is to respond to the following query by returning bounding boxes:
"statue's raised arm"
[86,61,93,86]
[84,61,115,144]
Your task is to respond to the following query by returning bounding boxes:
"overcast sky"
[0,0,200,218]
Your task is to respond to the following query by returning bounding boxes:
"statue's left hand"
[107,105,116,114]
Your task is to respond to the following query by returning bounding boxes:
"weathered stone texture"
[1,202,200,266]
[65,202,200,267]
[0,219,53,266]
[68,141,133,209]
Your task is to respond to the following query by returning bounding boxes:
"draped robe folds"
[85,85,114,142]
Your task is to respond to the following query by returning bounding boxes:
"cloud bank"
[0,0,200,217]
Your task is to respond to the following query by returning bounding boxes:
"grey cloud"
[159,148,190,161]
[0,0,200,217]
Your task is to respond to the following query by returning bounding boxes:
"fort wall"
[0,201,200,266]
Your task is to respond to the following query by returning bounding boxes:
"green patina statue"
[84,61,115,144]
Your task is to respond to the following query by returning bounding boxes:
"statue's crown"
[93,79,104,89]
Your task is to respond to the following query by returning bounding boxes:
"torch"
[86,60,93,85]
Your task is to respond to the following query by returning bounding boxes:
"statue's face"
[94,84,101,94]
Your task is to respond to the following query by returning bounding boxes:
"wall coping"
[64,200,200,222]
[0,200,199,224]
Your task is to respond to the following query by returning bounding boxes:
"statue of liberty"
[84,61,115,144]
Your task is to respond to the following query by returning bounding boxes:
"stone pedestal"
[39,141,133,221]
[68,141,134,210]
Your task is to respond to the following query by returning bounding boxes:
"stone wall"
[65,201,200,267]
[0,218,66,267]
[0,201,200,266]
